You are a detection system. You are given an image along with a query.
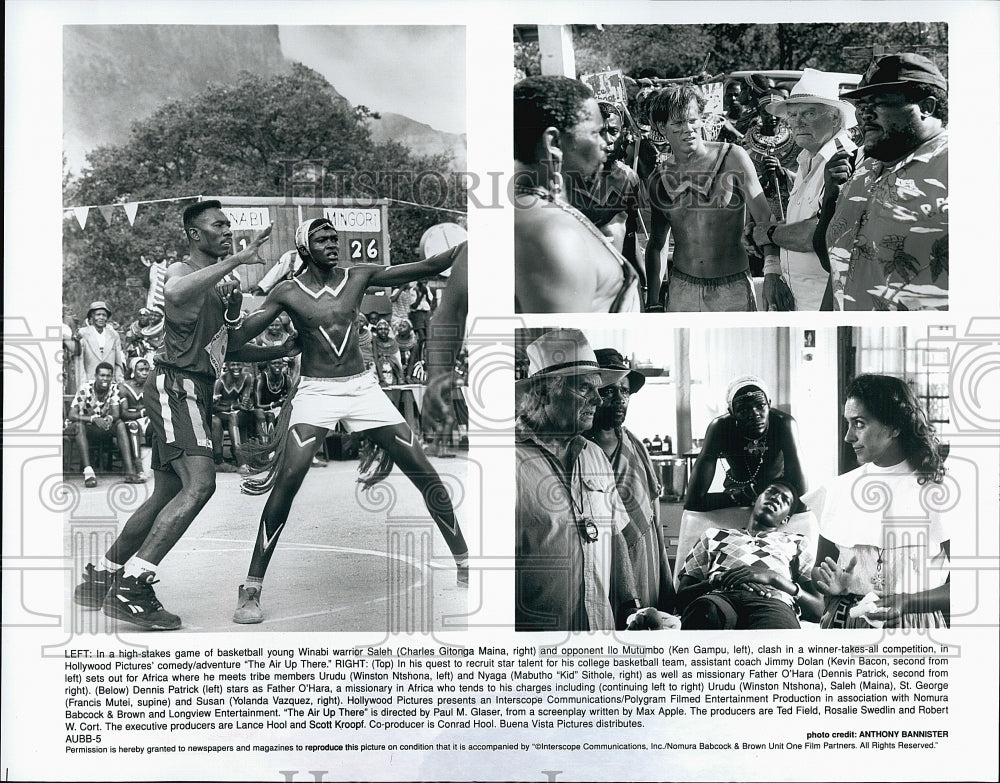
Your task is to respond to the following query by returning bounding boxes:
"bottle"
[642,437,652,452]
[651,434,662,454]
[663,435,673,455]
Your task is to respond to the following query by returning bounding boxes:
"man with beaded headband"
[226,217,469,623]
[685,374,806,513]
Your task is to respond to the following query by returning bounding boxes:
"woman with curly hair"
[808,374,950,628]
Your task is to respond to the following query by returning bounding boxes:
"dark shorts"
[144,366,215,469]
[665,268,757,312]
[681,589,800,630]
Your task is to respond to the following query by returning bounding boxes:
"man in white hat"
[685,375,806,512]
[515,329,675,631]
[746,69,859,310]
[73,300,126,383]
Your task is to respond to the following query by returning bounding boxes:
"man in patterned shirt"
[69,361,142,486]
[676,480,822,629]
[824,53,948,311]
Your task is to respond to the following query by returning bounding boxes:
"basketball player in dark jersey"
[72,201,295,629]
[227,218,469,624]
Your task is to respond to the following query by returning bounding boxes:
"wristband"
[224,311,245,330]
[762,255,782,276]
[765,224,778,244]
[791,582,801,598]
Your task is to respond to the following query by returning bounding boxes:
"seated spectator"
[212,362,254,473]
[394,319,425,383]
[68,361,142,486]
[254,358,291,442]
[123,307,165,366]
[372,319,403,383]
[675,481,821,629]
[119,357,151,475]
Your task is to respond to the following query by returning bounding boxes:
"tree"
[63,64,463,319]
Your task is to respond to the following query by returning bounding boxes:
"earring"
[544,146,563,197]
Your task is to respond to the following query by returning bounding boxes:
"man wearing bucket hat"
[685,374,806,513]
[515,329,676,631]
[73,300,126,384]
[584,349,674,613]
[746,69,860,310]
[824,53,949,311]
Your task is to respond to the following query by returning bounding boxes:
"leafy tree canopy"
[64,63,464,320]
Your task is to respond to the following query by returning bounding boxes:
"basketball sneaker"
[103,571,181,630]
[73,563,120,609]
[232,584,263,624]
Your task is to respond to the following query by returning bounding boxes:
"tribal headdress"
[294,218,337,262]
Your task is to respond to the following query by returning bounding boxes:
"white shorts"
[287,372,405,433]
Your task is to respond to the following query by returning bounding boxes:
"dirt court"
[63,456,474,635]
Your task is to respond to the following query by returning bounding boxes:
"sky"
[279,26,466,134]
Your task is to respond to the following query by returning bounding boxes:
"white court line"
[178,537,439,631]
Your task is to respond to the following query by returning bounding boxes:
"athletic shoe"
[73,563,120,609]
[232,584,263,624]
[84,476,98,488]
[103,571,181,630]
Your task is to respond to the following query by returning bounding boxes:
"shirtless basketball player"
[227,218,469,623]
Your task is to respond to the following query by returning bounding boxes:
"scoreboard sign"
[222,206,273,256]
[325,207,384,266]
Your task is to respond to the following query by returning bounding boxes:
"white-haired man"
[515,329,676,632]
[746,69,859,310]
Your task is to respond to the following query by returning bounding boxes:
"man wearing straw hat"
[746,69,859,310]
[515,329,675,631]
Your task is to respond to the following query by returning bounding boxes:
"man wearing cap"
[73,301,126,383]
[72,200,284,630]
[825,53,949,311]
[225,217,469,624]
[746,69,860,310]
[583,350,674,612]
[685,375,806,513]
[515,329,676,631]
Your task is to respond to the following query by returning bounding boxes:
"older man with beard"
[583,349,674,613]
[515,330,674,631]
[746,69,859,310]
[823,54,949,311]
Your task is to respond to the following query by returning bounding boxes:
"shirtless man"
[72,200,290,630]
[228,218,469,623]
[644,85,790,312]
[685,375,805,512]
[514,75,640,313]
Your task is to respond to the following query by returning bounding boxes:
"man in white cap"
[746,69,859,310]
[226,217,469,624]
[515,329,676,631]
[685,375,805,512]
